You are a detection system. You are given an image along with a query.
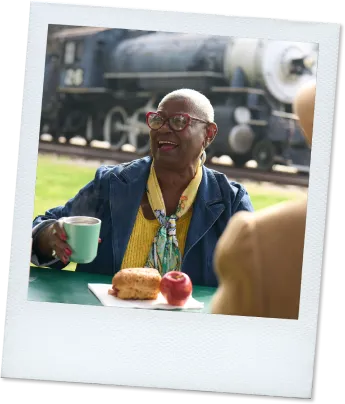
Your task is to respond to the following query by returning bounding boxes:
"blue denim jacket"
[32,157,254,287]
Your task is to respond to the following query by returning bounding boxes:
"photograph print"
[1,3,340,399]
[30,24,319,319]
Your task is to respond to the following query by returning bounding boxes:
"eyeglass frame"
[146,111,209,132]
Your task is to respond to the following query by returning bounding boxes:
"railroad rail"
[38,141,309,188]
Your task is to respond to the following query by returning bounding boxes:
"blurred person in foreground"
[31,89,254,287]
[211,81,316,318]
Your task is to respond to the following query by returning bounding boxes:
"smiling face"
[149,96,216,171]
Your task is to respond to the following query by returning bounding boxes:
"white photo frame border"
[1,2,340,399]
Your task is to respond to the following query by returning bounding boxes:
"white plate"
[88,284,204,310]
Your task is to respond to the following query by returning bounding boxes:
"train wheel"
[135,112,151,155]
[126,110,151,155]
[252,139,276,171]
[103,106,128,150]
[230,155,251,167]
[136,135,151,155]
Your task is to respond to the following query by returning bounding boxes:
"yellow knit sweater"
[121,206,192,269]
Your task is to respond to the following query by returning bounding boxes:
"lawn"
[33,155,306,270]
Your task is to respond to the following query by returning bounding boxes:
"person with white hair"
[31,88,254,287]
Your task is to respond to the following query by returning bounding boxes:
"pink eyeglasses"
[146,112,208,132]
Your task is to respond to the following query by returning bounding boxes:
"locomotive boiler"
[41,27,318,170]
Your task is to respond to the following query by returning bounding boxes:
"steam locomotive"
[41,26,318,170]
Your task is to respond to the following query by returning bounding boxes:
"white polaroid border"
[1,2,339,399]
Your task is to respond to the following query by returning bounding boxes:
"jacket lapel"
[109,157,151,271]
[109,159,225,272]
[183,166,225,263]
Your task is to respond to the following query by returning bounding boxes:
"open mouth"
[158,140,179,151]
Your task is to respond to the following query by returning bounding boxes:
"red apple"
[160,271,193,306]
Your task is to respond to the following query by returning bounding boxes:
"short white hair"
[158,88,214,122]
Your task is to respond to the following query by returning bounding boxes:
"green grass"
[34,156,97,219]
[33,155,305,271]
[248,193,295,211]
[34,156,99,271]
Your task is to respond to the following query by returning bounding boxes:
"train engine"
[41,28,318,171]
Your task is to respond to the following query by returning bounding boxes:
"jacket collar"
[109,157,225,270]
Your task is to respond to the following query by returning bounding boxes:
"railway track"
[38,141,309,188]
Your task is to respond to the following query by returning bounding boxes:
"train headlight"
[228,124,255,155]
[234,107,251,124]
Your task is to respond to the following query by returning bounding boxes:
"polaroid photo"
[1,1,340,399]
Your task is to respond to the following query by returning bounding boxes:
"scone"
[109,268,162,300]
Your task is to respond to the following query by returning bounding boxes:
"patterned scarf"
[144,162,203,275]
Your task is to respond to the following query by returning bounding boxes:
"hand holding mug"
[45,218,72,264]
[44,217,102,264]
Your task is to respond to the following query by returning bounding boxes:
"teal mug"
[63,216,101,264]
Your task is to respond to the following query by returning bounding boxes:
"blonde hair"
[158,88,214,122]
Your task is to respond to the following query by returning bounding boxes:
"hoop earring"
[200,150,206,166]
